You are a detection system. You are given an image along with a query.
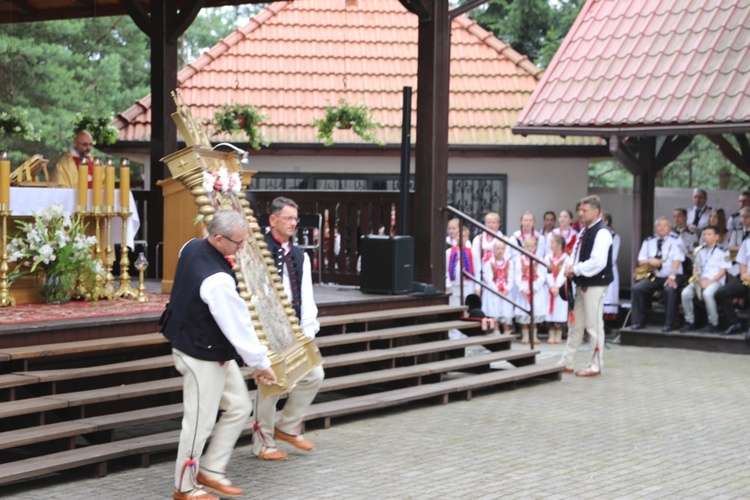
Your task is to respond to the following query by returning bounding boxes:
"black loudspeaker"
[360,235,414,295]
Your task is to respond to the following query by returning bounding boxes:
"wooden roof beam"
[121,0,151,35]
[450,0,491,20]
[707,134,750,176]
[169,1,206,42]
[8,0,31,16]
[654,135,693,169]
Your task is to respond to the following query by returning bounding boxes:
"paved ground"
[5,340,750,499]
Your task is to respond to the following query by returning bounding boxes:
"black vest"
[264,232,305,319]
[161,238,239,361]
[574,219,614,287]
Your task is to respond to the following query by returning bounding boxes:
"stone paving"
[5,341,750,499]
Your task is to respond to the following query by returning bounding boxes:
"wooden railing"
[246,190,415,286]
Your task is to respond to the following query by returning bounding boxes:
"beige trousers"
[559,285,607,371]
[252,365,325,454]
[173,349,252,492]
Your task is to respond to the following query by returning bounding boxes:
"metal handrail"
[446,206,551,350]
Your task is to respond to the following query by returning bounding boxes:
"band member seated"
[672,207,698,280]
[630,217,684,332]
[715,220,750,337]
[679,225,731,333]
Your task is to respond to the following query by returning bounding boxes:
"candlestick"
[0,202,15,307]
[119,158,130,212]
[115,210,136,299]
[77,162,87,212]
[92,164,103,210]
[134,252,149,302]
[0,151,10,205]
[104,164,115,211]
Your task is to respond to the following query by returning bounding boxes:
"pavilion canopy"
[514,0,750,138]
[0,1,268,24]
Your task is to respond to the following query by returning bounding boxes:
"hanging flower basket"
[312,99,385,147]
[74,113,119,147]
[0,109,38,140]
[212,103,270,150]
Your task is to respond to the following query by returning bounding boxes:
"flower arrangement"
[312,98,385,146]
[0,109,38,140]
[212,104,269,150]
[194,167,243,224]
[73,113,119,147]
[7,204,102,303]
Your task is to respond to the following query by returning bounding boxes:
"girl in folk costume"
[513,237,548,344]
[552,209,578,256]
[544,234,571,344]
[541,211,556,255]
[472,212,510,294]
[446,226,475,338]
[603,213,621,320]
[482,240,515,333]
[511,211,546,260]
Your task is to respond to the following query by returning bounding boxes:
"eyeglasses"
[221,234,245,246]
[278,215,300,223]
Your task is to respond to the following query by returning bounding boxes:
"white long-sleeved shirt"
[200,272,271,371]
[280,249,320,338]
[572,220,613,278]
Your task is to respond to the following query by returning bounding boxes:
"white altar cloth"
[9,187,140,250]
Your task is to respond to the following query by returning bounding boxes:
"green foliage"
[461,0,583,68]
[312,99,385,147]
[0,16,149,162]
[73,113,118,147]
[212,103,269,150]
[589,135,750,190]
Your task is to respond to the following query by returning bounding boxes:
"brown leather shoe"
[273,429,315,451]
[256,448,288,461]
[173,489,219,500]
[562,367,574,373]
[195,473,243,498]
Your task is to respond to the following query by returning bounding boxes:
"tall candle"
[0,151,9,205]
[92,165,103,209]
[77,163,88,209]
[119,159,130,212]
[104,164,115,209]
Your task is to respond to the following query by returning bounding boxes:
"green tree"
[538,0,585,67]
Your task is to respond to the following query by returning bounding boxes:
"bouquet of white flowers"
[7,203,102,303]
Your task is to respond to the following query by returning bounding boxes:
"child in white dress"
[513,237,548,344]
[544,233,571,344]
[482,240,514,334]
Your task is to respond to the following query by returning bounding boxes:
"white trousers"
[252,365,325,454]
[681,281,720,326]
[173,349,252,492]
[559,285,607,372]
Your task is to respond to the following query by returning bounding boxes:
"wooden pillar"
[412,0,451,290]
[146,1,177,276]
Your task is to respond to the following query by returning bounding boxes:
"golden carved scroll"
[161,91,322,398]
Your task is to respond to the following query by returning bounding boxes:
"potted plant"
[312,98,385,146]
[74,113,119,147]
[212,103,269,150]
[0,108,38,140]
[7,203,102,303]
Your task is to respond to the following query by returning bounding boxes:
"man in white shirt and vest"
[630,217,685,332]
[162,209,277,500]
[558,195,613,378]
[253,197,325,461]
[687,188,711,234]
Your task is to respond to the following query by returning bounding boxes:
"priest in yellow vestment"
[51,131,94,188]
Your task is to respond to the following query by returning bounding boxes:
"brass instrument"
[688,244,705,301]
[634,261,663,282]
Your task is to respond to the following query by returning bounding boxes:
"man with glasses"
[161,209,277,500]
[51,130,94,188]
[253,196,325,461]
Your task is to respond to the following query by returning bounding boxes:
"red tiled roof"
[515,0,750,136]
[115,0,600,147]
